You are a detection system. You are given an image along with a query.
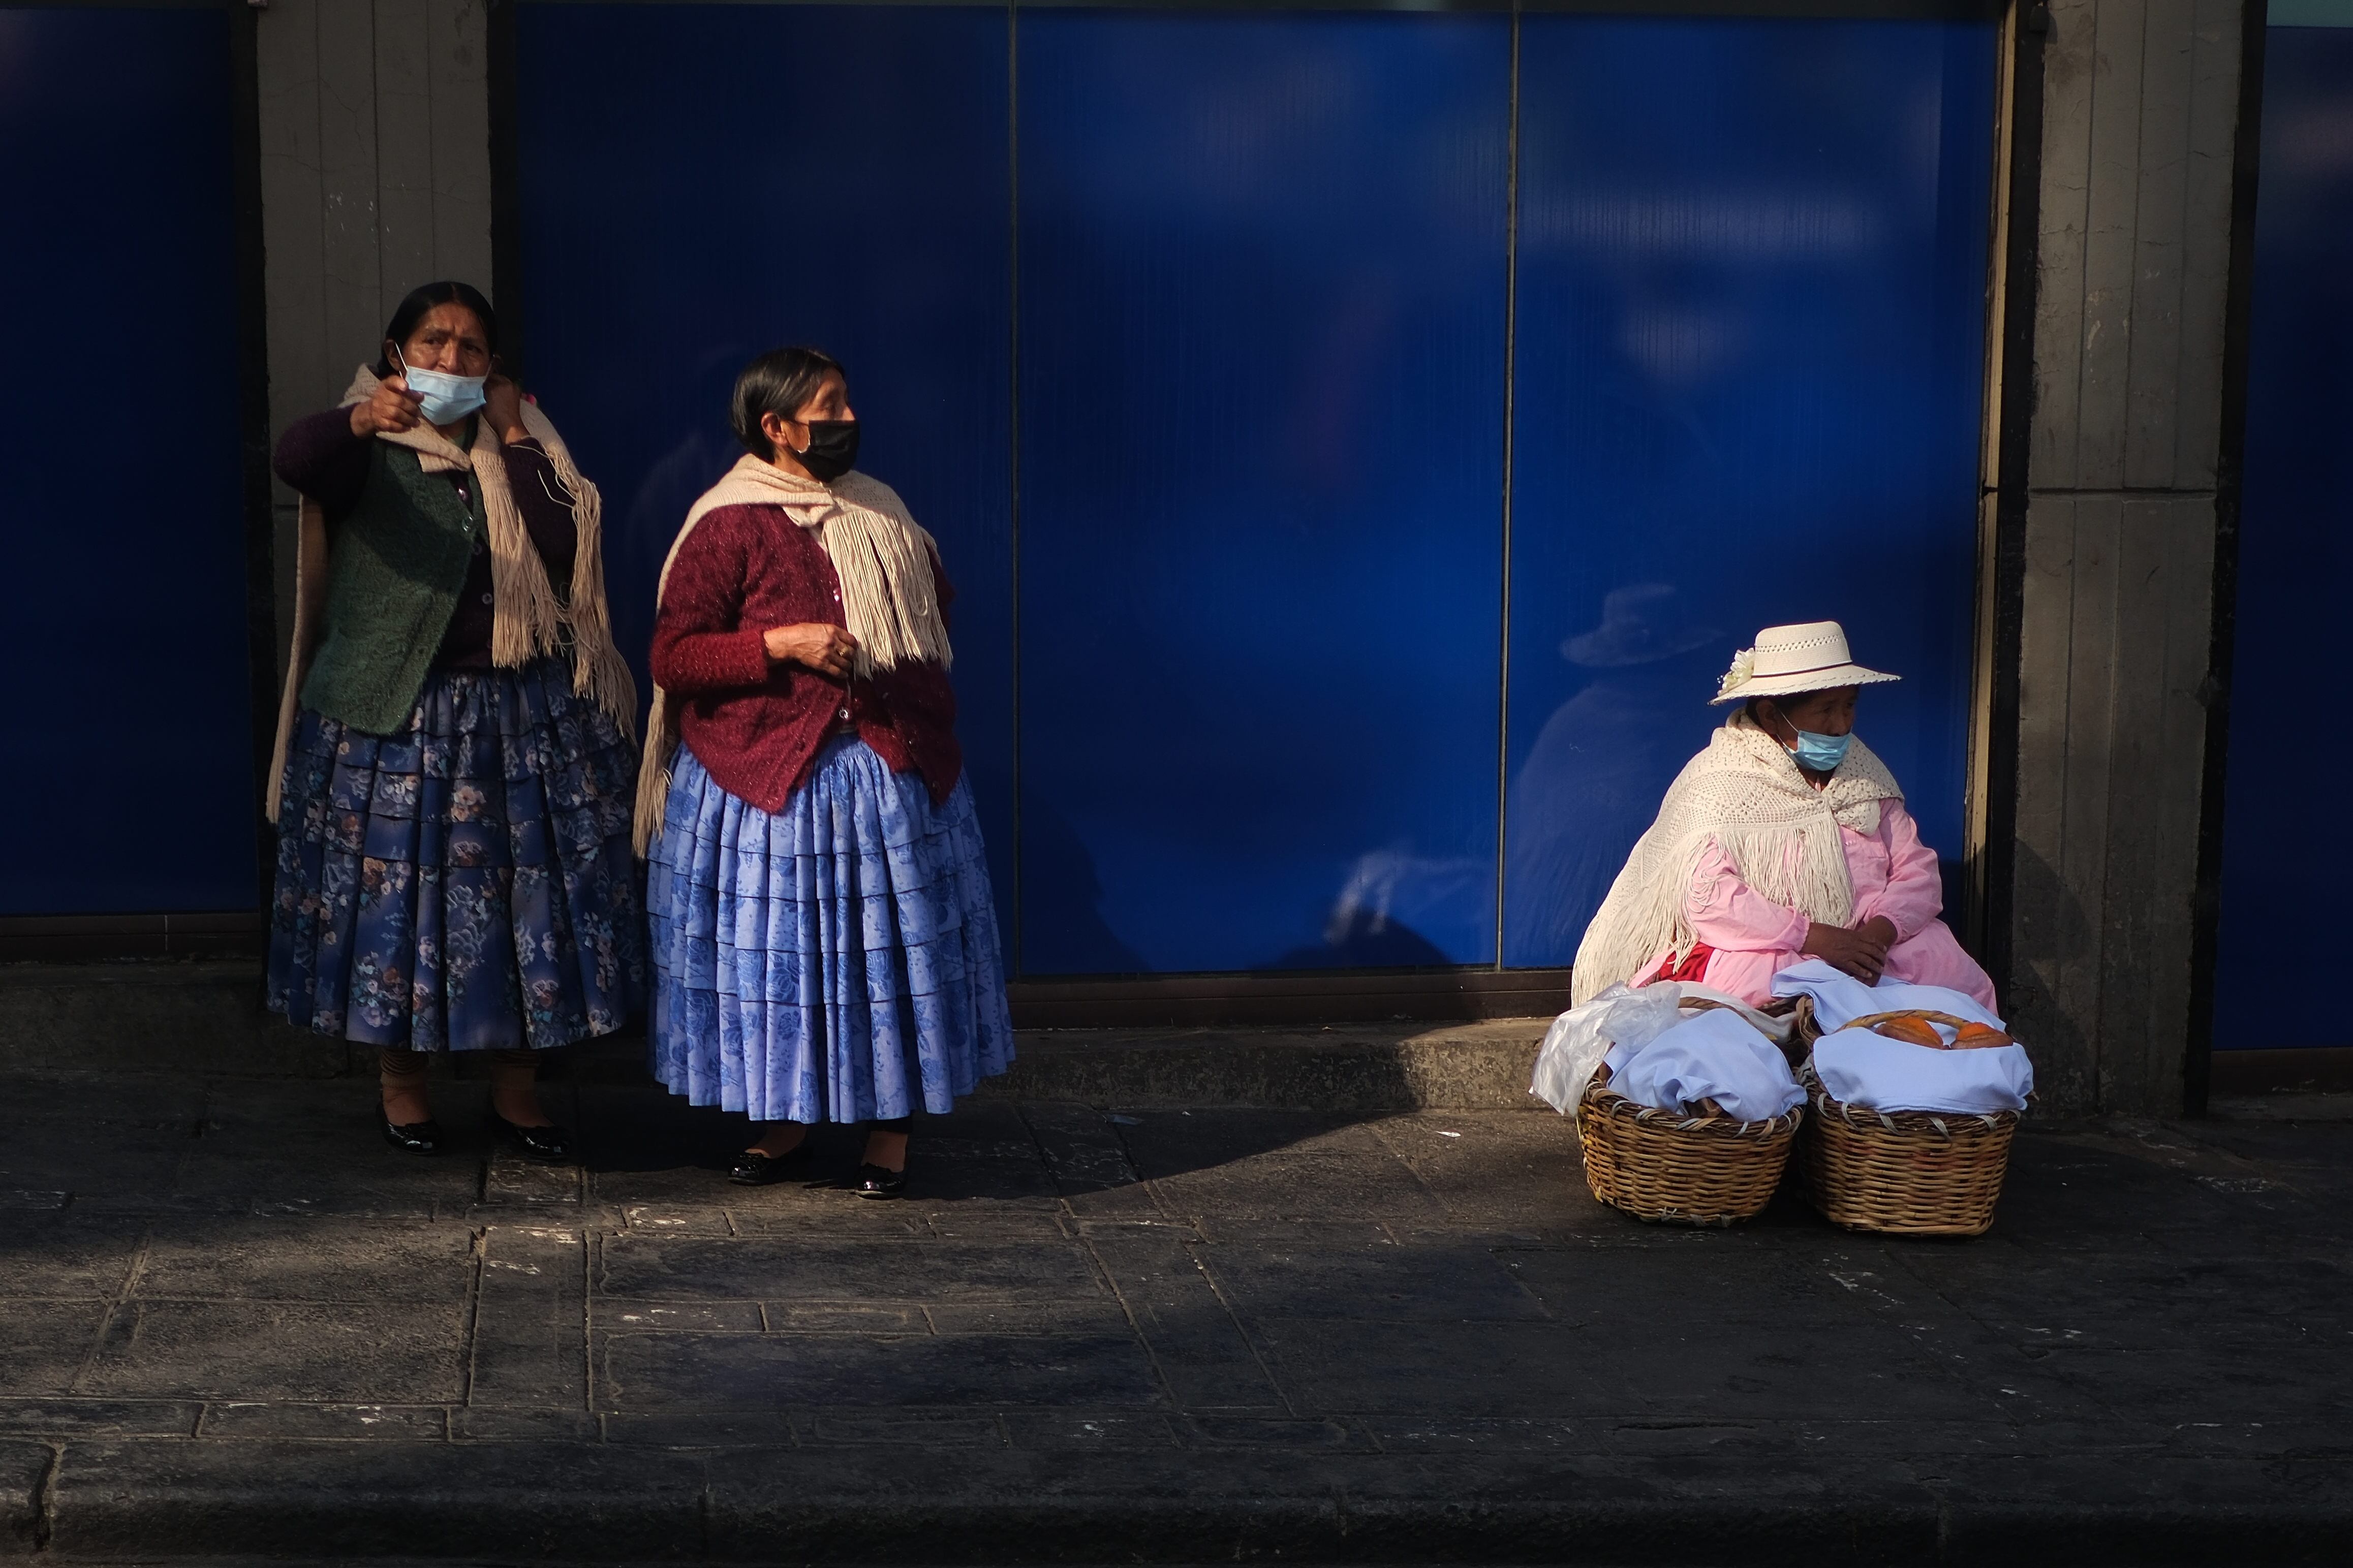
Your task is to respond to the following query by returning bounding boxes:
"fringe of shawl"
[263,494,328,824]
[630,454,953,857]
[1568,710,1904,1006]
[264,368,637,822]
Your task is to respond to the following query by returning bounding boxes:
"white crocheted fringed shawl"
[1568,710,1904,1006]
[265,366,637,823]
[630,454,953,856]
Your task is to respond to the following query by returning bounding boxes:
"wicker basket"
[1798,1063,2019,1236]
[1577,1066,1802,1227]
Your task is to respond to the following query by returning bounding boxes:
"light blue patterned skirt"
[647,737,1015,1122]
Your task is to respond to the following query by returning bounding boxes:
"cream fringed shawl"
[264,367,638,821]
[630,455,953,855]
[1568,710,1904,1005]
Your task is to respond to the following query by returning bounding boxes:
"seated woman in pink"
[1570,620,1996,1011]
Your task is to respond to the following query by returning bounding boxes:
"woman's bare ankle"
[862,1128,909,1173]
[381,1084,432,1126]
[491,1084,552,1128]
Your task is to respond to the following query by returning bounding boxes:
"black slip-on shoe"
[853,1162,907,1200]
[729,1143,813,1186]
[382,1115,444,1154]
[488,1108,573,1163]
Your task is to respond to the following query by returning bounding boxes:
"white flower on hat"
[1704,621,1900,706]
[1716,646,1756,700]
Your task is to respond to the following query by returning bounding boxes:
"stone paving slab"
[0,1068,2347,1562]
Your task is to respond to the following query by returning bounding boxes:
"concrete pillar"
[2002,0,2249,1113]
[253,0,494,675]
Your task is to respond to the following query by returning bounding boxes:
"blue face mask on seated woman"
[1790,729,1852,772]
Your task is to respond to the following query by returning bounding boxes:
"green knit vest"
[299,439,486,735]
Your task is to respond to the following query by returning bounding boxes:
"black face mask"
[787,418,860,482]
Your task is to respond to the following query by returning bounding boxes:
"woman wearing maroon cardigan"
[639,348,1014,1196]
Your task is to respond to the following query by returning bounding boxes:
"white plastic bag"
[1530,983,1684,1114]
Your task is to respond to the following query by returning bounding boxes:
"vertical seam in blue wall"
[1495,5,1521,974]
[1007,1,1025,980]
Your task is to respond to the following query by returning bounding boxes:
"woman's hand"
[762,623,858,679]
[1804,919,1892,984]
[351,374,423,437]
[484,371,528,444]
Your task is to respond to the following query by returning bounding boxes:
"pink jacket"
[1633,801,1997,1010]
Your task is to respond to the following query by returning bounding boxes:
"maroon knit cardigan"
[649,501,962,811]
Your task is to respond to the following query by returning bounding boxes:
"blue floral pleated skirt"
[647,737,1015,1123]
[267,657,645,1051]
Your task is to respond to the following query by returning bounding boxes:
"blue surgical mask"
[1790,729,1852,772]
[394,349,487,426]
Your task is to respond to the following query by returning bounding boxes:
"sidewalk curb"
[0,963,1551,1109]
[27,1439,2353,1564]
[977,1022,1546,1110]
[0,963,350,1080]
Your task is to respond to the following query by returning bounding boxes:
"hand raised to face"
[483,369,527,443]
[351,374,423,437]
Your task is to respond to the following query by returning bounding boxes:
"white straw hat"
[1710,620,1899,705]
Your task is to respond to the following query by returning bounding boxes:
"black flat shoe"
[488,1108,572,1163]
[382,1115,443,1154]
[729,1142,812,1186]
[854,1162,907,1200]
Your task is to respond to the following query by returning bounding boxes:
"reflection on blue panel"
[1502,18,1995,969]
[1017,14,1509,974]
[2212,27,2353,1050]
[515,5,1014,918]
[0,9,252,912]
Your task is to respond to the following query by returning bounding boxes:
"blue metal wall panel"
[2211,26,2353,1050]
[1502,18,1996,969]
[512,9,1995,981]
[1016,13,1511,975]
[514,5,1015,915]
[0,8,253,913]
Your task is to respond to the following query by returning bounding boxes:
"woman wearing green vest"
[266,281,642,1159]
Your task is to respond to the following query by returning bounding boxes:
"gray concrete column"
[2003,0,2247,1113]
[253,0,494,674]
